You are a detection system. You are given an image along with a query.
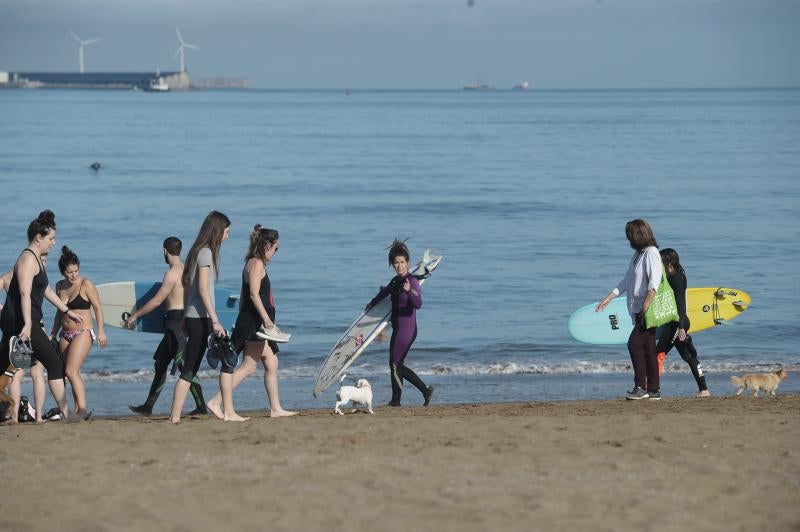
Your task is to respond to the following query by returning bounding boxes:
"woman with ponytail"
[206,225,296,419]
[169,211,232,423]
[365,239,434,407]
[0,210,85,422]
[50,245,107,418]
[656,248,710,397]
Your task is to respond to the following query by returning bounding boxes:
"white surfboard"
[313,250,443,397]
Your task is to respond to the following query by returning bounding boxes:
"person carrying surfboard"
[655,248,710,397]
[205,225,296,419]
[596,219,663,401]
[124,237,208,416]
[365,239,434,407]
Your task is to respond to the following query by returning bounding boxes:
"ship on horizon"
[462,81,495,91]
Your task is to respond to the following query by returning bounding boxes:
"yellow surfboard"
[685,287,751,333]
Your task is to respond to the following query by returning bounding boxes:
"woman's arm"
[15,255,36,341]
[44,285,83,327]
[197,266,223,335]
[405,276,422,309]
[50,280,63,337]
[596,291,618,312]
[366,283,392,311]
[85,280,107,348]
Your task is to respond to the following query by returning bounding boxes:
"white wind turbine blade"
[183,43,200,50]
[175,26,184,45]
[84,38,100,46]
[69,29,82,43]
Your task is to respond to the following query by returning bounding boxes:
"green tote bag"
[644,271,680,329]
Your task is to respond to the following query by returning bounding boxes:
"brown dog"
[1,366,17,405]
[730,368,789,397]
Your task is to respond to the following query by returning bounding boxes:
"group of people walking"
[1,210,434,424]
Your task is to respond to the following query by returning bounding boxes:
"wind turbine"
[69,30,99,73]
[174,26,199,73]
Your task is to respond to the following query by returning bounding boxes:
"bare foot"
[269,409,298,418]
[169,417,181,424]
[206,399,224,420]
[223,413,250,422]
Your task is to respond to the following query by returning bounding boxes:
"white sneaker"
[256,325,291,343]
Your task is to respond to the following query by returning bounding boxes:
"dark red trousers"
[627,313,659,392]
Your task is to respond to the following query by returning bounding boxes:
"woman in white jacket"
[596,219,663,400]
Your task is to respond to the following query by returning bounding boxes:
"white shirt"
[612,246,662,321]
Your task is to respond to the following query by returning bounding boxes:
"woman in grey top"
[169,211,241,423]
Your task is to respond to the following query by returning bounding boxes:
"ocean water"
[1,88,799,415]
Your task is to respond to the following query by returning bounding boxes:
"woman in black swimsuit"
[50,246,107,418]
[206,225,296,419]
[0,210,85,423]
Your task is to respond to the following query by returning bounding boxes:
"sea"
[1,88,799,416]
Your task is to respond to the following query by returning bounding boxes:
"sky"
[0,0,798,89]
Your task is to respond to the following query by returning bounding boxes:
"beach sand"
[2,395,798,532]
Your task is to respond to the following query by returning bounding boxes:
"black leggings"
[1,324,64,380]
[657,323,708,392]
[388,326,426,403]
[142,317,206,408]
[181,317,210,383]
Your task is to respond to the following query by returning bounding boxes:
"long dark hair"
[182,211,231,287]
[660,248,685,276]
[246,225,279,263]
[387,238,410,265]
[27,210,56,243]
[58,246,80,275]
[625,219,658,252]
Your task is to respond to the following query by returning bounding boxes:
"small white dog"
[334,374,374,415]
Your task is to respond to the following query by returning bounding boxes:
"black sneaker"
[423,386,434,406]
[129,404,153,416]
[43,407,62,421]
[188,406,208,416]
[625,387,650,400]
[648,390,661,401]
[387,401,401,407]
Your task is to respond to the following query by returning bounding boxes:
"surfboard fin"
[732,300,748,308]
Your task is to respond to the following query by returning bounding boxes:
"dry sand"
[2,394,799,532]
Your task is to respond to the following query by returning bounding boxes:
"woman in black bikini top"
[50,246,107,418]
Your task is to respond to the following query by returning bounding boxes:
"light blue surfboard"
[567,298,633,345]
[97,281,239,334]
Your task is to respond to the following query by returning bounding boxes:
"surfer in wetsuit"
[655,248,710,397]
[366,239,434,407]
[124,237,207,416]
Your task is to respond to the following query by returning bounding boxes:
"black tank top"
[239,265,275,323]
[0,249,48,330]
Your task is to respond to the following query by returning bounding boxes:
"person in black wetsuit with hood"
[656,248,710,397]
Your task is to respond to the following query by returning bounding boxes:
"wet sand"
[2,394,799,531]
